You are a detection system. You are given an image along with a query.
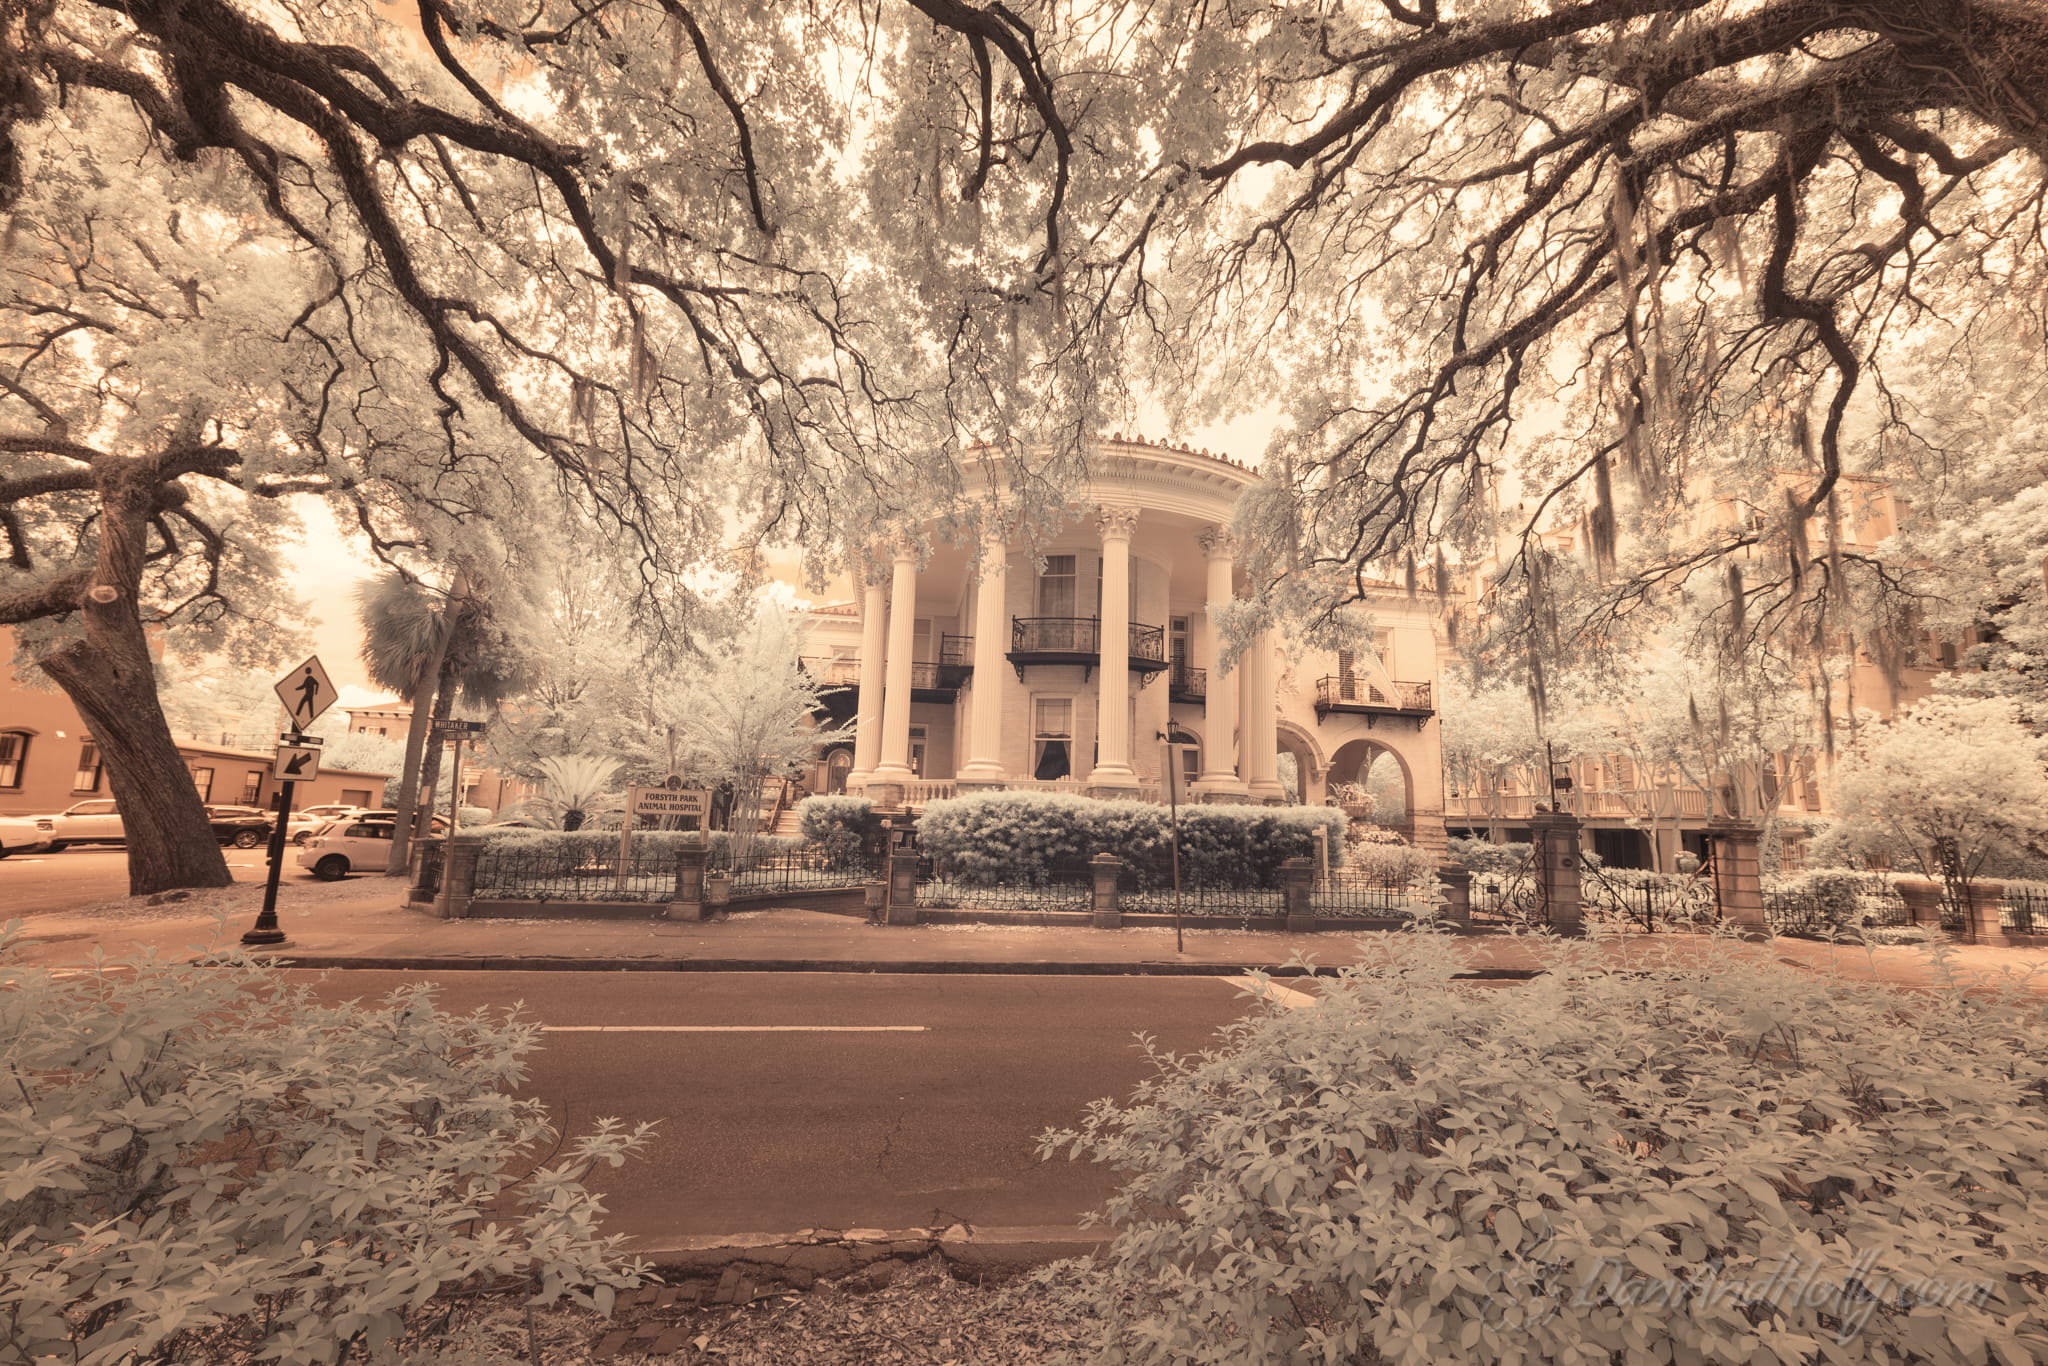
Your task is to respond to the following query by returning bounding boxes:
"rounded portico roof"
[962,435,1259,524]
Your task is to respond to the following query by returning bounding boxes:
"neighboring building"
[341,702,528,813]
[793,437,1455,855]
[0,633,389,817]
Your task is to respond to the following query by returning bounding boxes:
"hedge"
[915,791,1346,889]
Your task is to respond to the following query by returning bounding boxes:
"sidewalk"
[11,871,2048,992]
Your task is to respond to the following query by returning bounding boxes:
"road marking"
[1226,975,1319,1009]
[540,1025,928,1033]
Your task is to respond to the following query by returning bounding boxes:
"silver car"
[0,813,56,856]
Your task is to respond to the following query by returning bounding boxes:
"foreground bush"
[918,791,1344,888]
[1044,932,2048,1365]
[0,935,652,1365]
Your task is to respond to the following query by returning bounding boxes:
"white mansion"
[794,437,1452,856]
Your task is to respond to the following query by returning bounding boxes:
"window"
[343,822,394,840]
[909,724,928,778]
[189,766,215,801]
[239,770,264,805]
[73,741,103,792]
[1037,555,1076,616]
[0,732,25,789]
[1032,698,1073,780]
[1170,617,1190,671]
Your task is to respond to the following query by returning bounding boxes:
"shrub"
[1043,932,2048,1365]
[794,794,877,845]
[1345,840,1439,887]
[915,792,1344,888]
[472,828,801,878]
[1762,870,1875,938]
[1447,837,1534,876]
[0,936,651,1366]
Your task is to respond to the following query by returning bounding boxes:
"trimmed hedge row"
[916,791,1346,890]
[471,827,802,873]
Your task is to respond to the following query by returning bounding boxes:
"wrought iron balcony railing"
[1008,617,1170,678]
[1169,664,1206,700]
[1313,676,1434,714]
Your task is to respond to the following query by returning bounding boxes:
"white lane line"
[1226,975,1320,1010]
[541,1025,928,1033]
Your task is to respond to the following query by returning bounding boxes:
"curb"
[228,953,1542,979]
[627,1223,1116,1289]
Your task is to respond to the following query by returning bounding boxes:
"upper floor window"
[1038,555,1077,616]
[190,766,215,802]
[0,732,26,789]
[73,741,103,793]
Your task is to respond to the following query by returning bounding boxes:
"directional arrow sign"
[275,655,337,730]
[274,745,322,780]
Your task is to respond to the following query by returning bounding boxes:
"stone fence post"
[1706,820,1767,937]
[1281,857,1314,932]
[1436,866,1472,925]
[434,834,486,920]
[1965,879,2011,948]
[1895,878,1944,929]
[1090,853,1122,929]
[666,837,709,921]
[1528,812,1584,935]
[884,848,920,924]
[407,838,445,909]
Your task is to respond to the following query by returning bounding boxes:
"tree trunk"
[384,569,466,875]
[37,459,231,896]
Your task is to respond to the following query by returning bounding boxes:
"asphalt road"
[0,847,283,917]
[291,969,1262,1245]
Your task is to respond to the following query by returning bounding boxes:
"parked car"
[203,804,275,849]
[296,818,399,880]
[0,813,56,856]
[35,799,124,849]
[299,803,368,822]
[287,812,337,845]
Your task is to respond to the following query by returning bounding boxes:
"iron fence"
[917,855,1093,912]
[1469,861,1548,925]
[728,848,883,897]
[1120,886,1286,917]
[1582,867,1717,931]
[1763,873,1907,936]
[472,843,681,903]
[1309,874,1409,917]
[2005,884,2047,935]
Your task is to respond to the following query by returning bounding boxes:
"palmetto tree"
[505,755,625,832]
[355,569,531,872]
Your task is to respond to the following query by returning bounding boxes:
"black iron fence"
[472,842,683,904]
[2006,883,2047,935]
[1581,866,1717,931]
[917,855,1093,912]
[1308,872,1410,917]
[728,847,883,896]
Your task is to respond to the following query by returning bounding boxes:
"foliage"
[0,936,651,1366]
[917,791,1344,889]
[1827,696,2048,893]
[795,795,878,846]
[319,731,409,805]
[1760,871,1878,939]
[473,827,799,876]
[503,755,623,832]
[1342,841,1437,889]
[1043,931,2048,1365]
[1446,839,1535,878]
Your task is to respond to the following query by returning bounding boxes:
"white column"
[1195,528,1246,797]
[1243,628,1285,802]
[871,545,920,786]
[848,565,886,789]
[1088,505,1141,790]
[958,530,1010,783]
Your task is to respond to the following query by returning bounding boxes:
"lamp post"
[1159,727,1197,955]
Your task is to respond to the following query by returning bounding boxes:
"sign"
[275,655,337,730]
[273,744,322,780]
[279,732,324,746]
[433,719,488,736]
[629,781,708,819]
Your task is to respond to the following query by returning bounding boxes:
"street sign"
[433,719,488,736]
[274,744,322,780]
[275,655,337,731]
[279,732,324,746]
[629,783,709,819]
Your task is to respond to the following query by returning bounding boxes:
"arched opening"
[1327,738,1414,832]
[823,745,854,794]
[1275,722,1323,805]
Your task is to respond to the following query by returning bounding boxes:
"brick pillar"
[1090,852,1123,928]
[1436,866,1472,924]
[1964,879,2011,948]
[667,837,709,921]
[1706,820,1766,937]
[407,838,445,909]
[1894,878,1943,928]
[1281,856,1314,932]
[1528,812,1584,934]
[884,849,920,924]
[434,834,485,920]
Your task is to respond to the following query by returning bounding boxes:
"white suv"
[296,818,396,880]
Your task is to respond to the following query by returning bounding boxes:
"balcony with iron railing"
[1169,663,1206,702]
[1007,617,1169,681]
[1312,676,1434,728]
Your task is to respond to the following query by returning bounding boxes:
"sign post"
[433,720,487,842]
[245,657,337,947]
[622,778,709,890]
